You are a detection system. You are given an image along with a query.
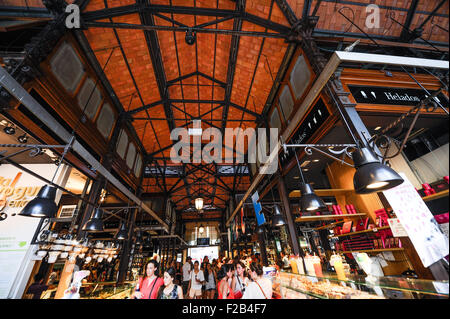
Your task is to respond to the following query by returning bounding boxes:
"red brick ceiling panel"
[150,119,173,147]
[0,0,45,7]
[213,32,233,83]
[316,1,416,39]
[112,14,161,106]
[270,1,291,26]
[248,36,287,113]
[231,22,265,108]
[286,0,304,19]
[245,0,272,20]
[84,0,135,12]
[411,1,449,43]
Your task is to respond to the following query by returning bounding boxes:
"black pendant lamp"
[271,204,286,227]
[299,182,327,212]
[115,222,128,240]
[19,185,57,218]
[82,208,104,232]
[134,231,143,245]
[352,147,404,194]
[293,150,326,213]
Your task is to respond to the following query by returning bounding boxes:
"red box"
[342,221,353,234]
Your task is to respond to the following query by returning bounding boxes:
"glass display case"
[274,271,449,299]
[79,282,134,299]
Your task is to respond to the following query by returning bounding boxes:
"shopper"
[242,262,272,299]
[132,260,164,299]
[26,274,49,299]
[157,267,183,299]
[187,261,205,299]
[231,261,249,299]
[204,263,216,299]
[182,256,192,296]
[217,263,235,299]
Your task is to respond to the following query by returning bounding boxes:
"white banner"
[0,164,58,298]
[383,173,449,268]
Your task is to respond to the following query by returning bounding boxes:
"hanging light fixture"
[82,208,104,232]
[3,123,15,135]
[195,198,204,211]
[271,204,286,227]
[114,222,128,240]
[19,185,58,218]
[198,224,205,234]
[352,146,404,194]
[185,29,196,45]
[293,150,326,213]
[134,230,143,245]
[17,133,28,143]
[299,182,326,212]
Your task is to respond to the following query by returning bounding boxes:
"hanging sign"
[383,173,449,268]
[387,218,408,237]
[251,191,265,226]
[347,85,448,107]
[0,164,58,298]
[279,97,330,167]
[240,207,245,234]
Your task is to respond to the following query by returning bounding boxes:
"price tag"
[350,283,357,290]
[307,276,318,283]
[340,282,347,287]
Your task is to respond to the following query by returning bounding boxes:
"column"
[277,175,302,256]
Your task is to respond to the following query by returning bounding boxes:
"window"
[77,77,102,119]
[116,129,128,159]
[134,154,142,177]
[50,42,85,94]
[290,54,311,100]
[126,142,136,169]
[270,107,281,131]
[96,103,115,139]
[279,85,294,121]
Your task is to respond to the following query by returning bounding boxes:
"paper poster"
[383,173,449,268]
[387,218,408,237]
[0,164,58,298]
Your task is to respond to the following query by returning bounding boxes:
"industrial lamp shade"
[135,231,143,245]
[114,222,128,240]
[195,198,204,210]
[352,147,404,194]
[271,204,286,227]
[19,185,57,218]
[82,208,104,232]
[299,183,326,212]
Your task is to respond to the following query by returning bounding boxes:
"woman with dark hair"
[217,264,235,299]
[242,262,272,299]
[157,267,183,299]
[231,261,248,299]
[132,260,164,299]
[204,263,217,299]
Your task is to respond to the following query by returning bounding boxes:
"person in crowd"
[157,267,183,299]
[187,261,205,299]
[182,256,192,296]
[175,261,182,285]
[204,262,217,299]
[26,274,49,299]
[242,262,272,299]
[132,260,164,299]
[217,263,235,299]
[231,261,249,299]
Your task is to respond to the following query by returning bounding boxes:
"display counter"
[41,282,134,299]
[275,271,449,299]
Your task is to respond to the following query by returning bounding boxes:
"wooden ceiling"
[2,0,448,214]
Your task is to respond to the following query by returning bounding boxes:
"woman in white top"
[187,261,205,299]
[231,261,249,299]
[242,262,272,299]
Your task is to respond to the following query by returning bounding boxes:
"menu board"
[383,173,449,268]
[0,164,58,298]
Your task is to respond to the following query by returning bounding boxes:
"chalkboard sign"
[279,97,330,167]
[197,238,210,246]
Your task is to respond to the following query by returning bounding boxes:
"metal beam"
[399,0,420,41]
[274,0,298,25]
